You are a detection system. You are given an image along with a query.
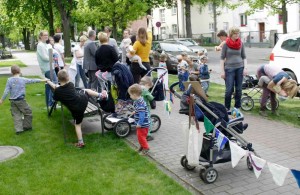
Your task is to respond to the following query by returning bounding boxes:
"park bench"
[45,48,104,143]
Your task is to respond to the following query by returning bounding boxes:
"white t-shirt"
[54,43,64,67]
[73,45,84,65]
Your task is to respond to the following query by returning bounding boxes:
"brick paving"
[5,51,300,194]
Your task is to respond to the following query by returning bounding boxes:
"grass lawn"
[0,60,27,68]
[0,77,190,194]
[167,74,300,128]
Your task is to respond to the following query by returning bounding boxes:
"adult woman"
[132,15,153,83]
[95,32,119,92]
[73,35,88,88]
[220,27,247,111]
[257,64,299,116]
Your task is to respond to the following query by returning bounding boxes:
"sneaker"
[23,127,32,131]
[140,149,149,156]
[75,142,85,148]
[16,131,24,135]
[272,111,280,116]
[259,110,268,117]
[136,147,143,153]
[146,136,154,141]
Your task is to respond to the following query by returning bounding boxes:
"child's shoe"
[75,142,85,148]
[140,149,149,156]
[136,147,143,153]
[146,135,154,141]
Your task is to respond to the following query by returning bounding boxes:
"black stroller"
[170,81,258,184]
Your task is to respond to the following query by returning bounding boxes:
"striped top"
[133,97,150,128]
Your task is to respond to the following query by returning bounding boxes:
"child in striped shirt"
[128,84,150,155]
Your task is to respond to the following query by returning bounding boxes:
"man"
[104,26,119,55]
[215,30,228,51]
[83,30,98,90]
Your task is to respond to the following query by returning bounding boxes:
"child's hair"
[140,76,153,88]
[11,65,21,75]
[177,55,183,62]
[281,79,298,98]
[160,54,167,62]
[128,84,142,96]
[53,34,61,43]
[200,55,208,61]
[217,30,228,37]
[98,32,108,44]
[57,69,69,83]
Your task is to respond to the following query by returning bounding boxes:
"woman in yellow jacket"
[132,15,153,83]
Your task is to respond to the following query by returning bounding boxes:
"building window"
[278,14,283,24]
[240,14,247,26]
[209,23,214,31]
[172,6,177,15]
[172,24,178,34]
[208,3,213,13]
[161,27,166,35]
[160,9,165,22]
[223,22,229,31]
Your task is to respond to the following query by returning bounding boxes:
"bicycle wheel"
[150,114,161,133]
[241,96,254,111]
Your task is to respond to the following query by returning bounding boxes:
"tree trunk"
[185,0,192,38]
[212,1,218,43]
[48,0,55,36]
[22,28,31,50]
[282,1,287,34]
[0,35,5,48]
[56,0,72,57]
[112,17,118,39]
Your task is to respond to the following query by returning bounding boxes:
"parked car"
[165,38,207,55]
[269,32,300,83]
[151,41,199,73]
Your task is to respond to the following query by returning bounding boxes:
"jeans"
[224,67,244,110]
[45,70,58,107]
[201,81,210,94]
[87,70,98,91]
[10,99,32,132]
[178,71,189,91]
[75,64,88,88]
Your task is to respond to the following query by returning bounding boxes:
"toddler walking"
[128,84,150,155]
[0,65,48,134]
[199,55,211,96]
[157,53,169,90]
[177,55,189,91]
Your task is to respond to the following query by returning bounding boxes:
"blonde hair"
[137,27,148,46]
[57,69,69,83]
[128,84,142,96]
[160,54,167,62]
[79,35,88,42]
[229,27,240,37]
[38,30,48,40]
[11,65,21,75]
[98,32,108,44]
[140,76,153,88]
[281,79,298,98]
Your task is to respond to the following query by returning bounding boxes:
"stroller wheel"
[150,114,161,133]
[180,156,187,167]
[266,97,279,111]
[201,167,218,184]
[246,156,253,171]
[114,120,131,138]
[241,96,254,111]
[184,160,196,171]
[103,114,114,131]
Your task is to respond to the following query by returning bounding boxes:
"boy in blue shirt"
[199,55,211,96]
[128,84,150,155]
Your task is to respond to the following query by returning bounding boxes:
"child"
[177,55,189,91]
[157,53,169,90]
[128,84,150,155]
[139,76,154,141]
[0,65,48,134]
[46,70,107,148]
[126,45,147,71]
[199,55,211,96]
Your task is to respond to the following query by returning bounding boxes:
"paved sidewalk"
[3,51,300,194]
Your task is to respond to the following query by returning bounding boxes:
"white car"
[269,32,300,83]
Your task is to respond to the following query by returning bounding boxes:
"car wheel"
[285,70,297,83]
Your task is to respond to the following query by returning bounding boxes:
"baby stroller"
[101,67,167,138]
[170,81,258,184]
[241,75,279,111]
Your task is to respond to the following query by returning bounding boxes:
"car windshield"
[178,39,198,46]
[161,43,191,52]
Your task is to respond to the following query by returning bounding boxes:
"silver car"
[165,38,207,55]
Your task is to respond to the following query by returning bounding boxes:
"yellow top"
[133,31,152,62]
